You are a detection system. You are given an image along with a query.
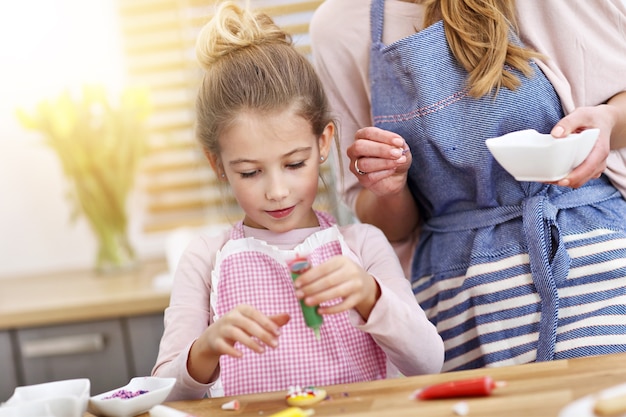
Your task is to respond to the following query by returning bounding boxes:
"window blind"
[117,0,333,235]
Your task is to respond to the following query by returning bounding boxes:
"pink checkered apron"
[211,211,387,396]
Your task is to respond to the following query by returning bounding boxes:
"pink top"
[310,0,626,212]
[153,213,444,401]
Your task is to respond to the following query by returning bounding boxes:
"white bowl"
[88,377,176,417]
[2,378,90,417]
[485,128,599,182]
[0,397,83,417]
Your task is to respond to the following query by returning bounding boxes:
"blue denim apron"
[369,0,626,370]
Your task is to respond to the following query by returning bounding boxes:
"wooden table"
[133,352,626,417]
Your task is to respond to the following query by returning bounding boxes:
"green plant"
[17,84,151,272]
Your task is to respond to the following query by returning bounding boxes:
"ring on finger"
[354,158,367,175]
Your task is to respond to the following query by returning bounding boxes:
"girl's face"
[212,106,333,233]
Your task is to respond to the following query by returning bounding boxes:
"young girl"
[152,1,444,400]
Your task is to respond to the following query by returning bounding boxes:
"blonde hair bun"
[196,1,289,70]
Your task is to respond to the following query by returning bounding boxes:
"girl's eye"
[287,161,305,169]
[240,170,258,178]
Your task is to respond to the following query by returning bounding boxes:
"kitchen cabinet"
[2,312,165,399]
[8,313,165,397]
[126,313,165,378]
[0,260,170,398]
[17,319,131,395]
[0,330,18,402]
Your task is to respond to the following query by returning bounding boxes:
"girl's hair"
[195,1,334,158]
[424,0,541,98]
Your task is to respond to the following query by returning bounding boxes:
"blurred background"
[1,0,127,277]
[0,1,338,398]
[0,0,328,279]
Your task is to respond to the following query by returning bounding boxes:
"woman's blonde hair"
[424,0,541,98]
[195,1,334,158]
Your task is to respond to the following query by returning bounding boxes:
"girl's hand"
[347,126,412,197]
[200,305,289,358]
[549,105,615,188]
[293,256,381,321]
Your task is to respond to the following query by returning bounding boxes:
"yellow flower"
[50,91,77,140]
[15,84,152,272]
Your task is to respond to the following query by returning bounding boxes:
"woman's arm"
[348,126,419,241]
[355,185,419,242]
[310,1,372,213]
[517,1,626,189]
[608,91,626,149]
[310,0,423,241]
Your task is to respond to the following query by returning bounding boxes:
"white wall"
[0,0,310,279]
[0,0,134,278]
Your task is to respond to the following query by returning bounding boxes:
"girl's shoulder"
[195,225,233,250]
[176,224,233,263]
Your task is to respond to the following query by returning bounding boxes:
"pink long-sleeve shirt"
[153,221,444,400]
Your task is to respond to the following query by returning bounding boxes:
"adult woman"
[310,0,626,371]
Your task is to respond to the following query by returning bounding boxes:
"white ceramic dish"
[485,128,599,182]
[0,397,83,417]
[559,381,626,417]
[2,378,90,417]
[88,377,176,417]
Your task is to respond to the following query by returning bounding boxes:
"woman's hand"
[549,106,612,188]
[347,126,412,197]
[347,126,420,242]
[293,255,381,321]
[551,91,626,189]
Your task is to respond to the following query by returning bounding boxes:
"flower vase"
[71,172,138,274]
[94,224,137,274]
[16,84,150,275]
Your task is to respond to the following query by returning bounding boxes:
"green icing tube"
[288,256,323,340]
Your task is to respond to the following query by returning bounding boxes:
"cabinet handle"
[21,333,106,358]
